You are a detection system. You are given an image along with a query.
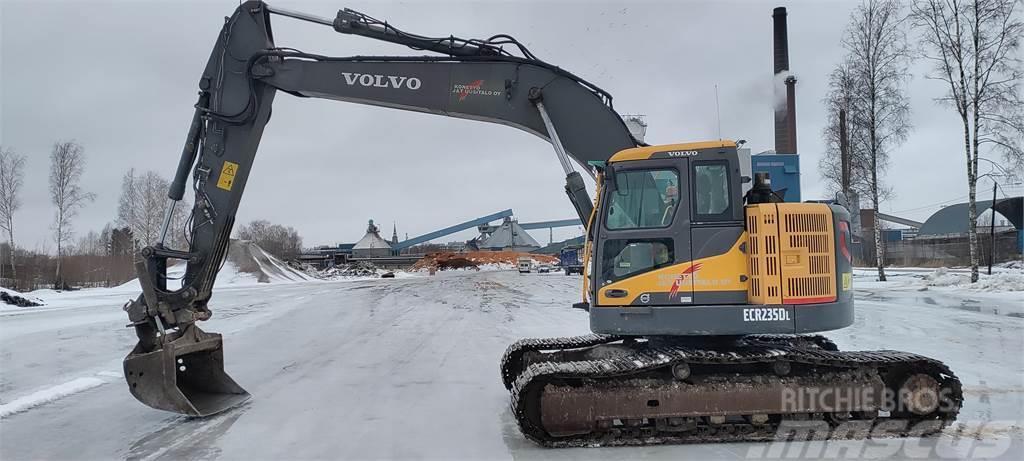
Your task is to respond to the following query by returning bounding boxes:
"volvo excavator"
[123,1,962,447]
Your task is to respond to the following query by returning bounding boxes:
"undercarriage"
[501,334,962,447]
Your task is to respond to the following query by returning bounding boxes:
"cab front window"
[605,169,679,230]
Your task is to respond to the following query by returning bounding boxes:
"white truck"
[517,256,532,273]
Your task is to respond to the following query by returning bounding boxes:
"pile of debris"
[412,251,557,272]
[1,288,43,307]
[321,261,382,278]
[287,260,323,278]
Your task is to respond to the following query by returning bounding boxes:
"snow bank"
[854,262,1023,293]
[997,260,1023,271]
[923,267,969,287]
[478,262,516,271]
[924,267,1024,292]
[0,377,106,418]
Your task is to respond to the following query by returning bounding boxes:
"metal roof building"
[478,217,540,252]
[918,197,1022,236]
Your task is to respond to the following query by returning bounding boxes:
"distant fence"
[0,254,134,292]
[860,230,1022,267]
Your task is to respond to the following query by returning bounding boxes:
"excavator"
[123,1,962,447]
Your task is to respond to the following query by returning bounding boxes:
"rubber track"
[500,334,622,390]
[744,334,840,351]
[510,342,963,447]
[500,334,836,390]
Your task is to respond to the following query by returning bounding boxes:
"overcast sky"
[1,0,1018,252]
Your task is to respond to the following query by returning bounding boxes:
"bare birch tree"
[117,169,190,250]
[912,0,1023,282]
[0,146,26,285]
[820,60,878,200]
[841,0,913,281]
[117,168,140,248]
[236,219,304,260]
[75,230,105,256]
[49,141,95,288]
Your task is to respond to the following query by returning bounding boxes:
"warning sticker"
[842,272,852,291]
[216,161,239,191]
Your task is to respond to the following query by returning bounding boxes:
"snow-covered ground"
[852,264,1024,318]
[1,269,1021,460]
[853,261,1023,292]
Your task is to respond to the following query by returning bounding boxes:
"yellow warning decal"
[216,161,239,191]
[842,272,852,291]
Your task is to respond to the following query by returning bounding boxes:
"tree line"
[0,142,303,291]
[819,0,1022,282]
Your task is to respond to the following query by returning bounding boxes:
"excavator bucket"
[123,324,249,417]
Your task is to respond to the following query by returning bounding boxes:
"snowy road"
[1,270,1022,460]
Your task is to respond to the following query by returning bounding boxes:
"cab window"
[600,238,674,283]
[605,169,679,229]
[693,162,731,219]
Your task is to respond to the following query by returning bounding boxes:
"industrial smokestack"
[773,7,797,154]
[772,7,789,75]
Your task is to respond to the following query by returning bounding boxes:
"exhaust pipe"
[124,324,249,416]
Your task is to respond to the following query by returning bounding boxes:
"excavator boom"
[123,0,635,417]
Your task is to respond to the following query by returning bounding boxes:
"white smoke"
[773,70,795,113]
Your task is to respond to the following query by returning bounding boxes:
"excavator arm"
[123,0,637,416]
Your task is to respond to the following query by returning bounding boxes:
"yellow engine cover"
[746,203,837,305]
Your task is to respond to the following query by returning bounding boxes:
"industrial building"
[351,219,393,258]
[300,210,582,269]
[474,217,541,252]
[855,197,1024,267]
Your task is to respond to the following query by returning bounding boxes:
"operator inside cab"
[601,171,678,284]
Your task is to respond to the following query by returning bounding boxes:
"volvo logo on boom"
[341,72,422,90]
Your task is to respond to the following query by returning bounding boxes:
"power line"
[889,184,1022,216]
[889,194,971,214]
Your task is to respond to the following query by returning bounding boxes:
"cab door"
[593,159,693,306]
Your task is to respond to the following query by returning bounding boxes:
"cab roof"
[609,140,737,163]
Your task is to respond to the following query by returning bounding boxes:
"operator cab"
[591,141,746,308]
[587,140,854,337]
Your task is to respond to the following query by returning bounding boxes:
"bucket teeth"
[124,325,249,417]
